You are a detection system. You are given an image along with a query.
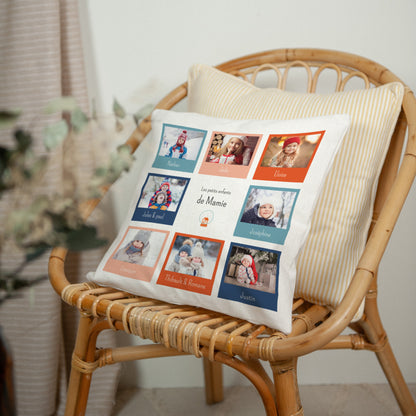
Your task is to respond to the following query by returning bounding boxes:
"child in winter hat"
[269,136,301,168]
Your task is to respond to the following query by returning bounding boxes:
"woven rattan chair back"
[49,49,416,416]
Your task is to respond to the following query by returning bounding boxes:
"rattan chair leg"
[375,341,416,416]
[243,358,276,400]
[203,358,224,404]
[201,347,277,415]
[65,314,95,416]
[271,359,303,416]
[363,294,416,415]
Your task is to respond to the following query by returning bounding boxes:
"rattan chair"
[49,48,416,416]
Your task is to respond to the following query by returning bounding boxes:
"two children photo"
[137,174,188,212]
[165,235,222,279]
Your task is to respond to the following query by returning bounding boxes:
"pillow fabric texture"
[187,64,404,316]
[89,109,350,333]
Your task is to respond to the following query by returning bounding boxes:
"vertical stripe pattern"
[188,64,403,312]
[0,1,119,415]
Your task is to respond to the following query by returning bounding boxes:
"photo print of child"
[254,131,324,182]
[240,187,297,229]
[165,235,222,279]
[112,227,167,267]
[159,125,205,160]
[221,244,280,295]
[260,133,322,169]
[132,173,189,224]
[206,133,259,166]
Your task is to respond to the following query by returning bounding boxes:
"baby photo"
[132,173,189,225]
[254,131,324,182]
[218,242,281,311]
[222,244,279,294]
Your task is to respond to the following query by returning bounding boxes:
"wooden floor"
[112,383,416,415]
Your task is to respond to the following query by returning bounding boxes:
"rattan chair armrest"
[262,147,416,360]
[48,247,70,296]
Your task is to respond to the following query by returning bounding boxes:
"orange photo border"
[157,233,224,295]
[253,130,325,183]
[104,226,170,282]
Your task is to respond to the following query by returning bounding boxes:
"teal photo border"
[152,123,207,173]
[233,185,300,245]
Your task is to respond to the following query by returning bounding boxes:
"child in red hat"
[269,136,301,168]
[237,254,258,285]
[167,130,188,159]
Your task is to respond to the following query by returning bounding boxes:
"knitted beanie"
[178,239,193,256]
[192,242,205,260]
[133,229,151,245]
[282,136,300,149]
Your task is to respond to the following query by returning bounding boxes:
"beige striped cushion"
[187,64,404,313]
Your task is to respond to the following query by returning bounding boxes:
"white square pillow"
[187,64,404,315]
[89,109,350,333]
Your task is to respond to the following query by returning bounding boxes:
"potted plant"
[0,98,149,415]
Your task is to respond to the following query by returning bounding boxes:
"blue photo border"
[131,172,190,225]
[217,242,280,311]
[152,123,208,173]
[233,185,300,245]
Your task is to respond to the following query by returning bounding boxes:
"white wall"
[78,0,416,388]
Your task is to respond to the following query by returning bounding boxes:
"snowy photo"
[164,235,222,279]
[137,174,188,212]
[153,124,207,173]
[158,125,205,160]
[131,173,190,225]
[240,187,297,229]
[112,227,168,268]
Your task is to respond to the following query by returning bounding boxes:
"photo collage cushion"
[89,109,350,333]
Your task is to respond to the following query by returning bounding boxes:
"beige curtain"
[0,1,120,415]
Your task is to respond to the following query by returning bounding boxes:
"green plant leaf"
[14,129,32,152]
[43,120,69,150]
[133,103,153,125]
[0,109,21,128]
[64,225,107,251]
[71,107,89,133]
[113,98,126,119]
[25,245,50,262]
[44,97,78,114]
